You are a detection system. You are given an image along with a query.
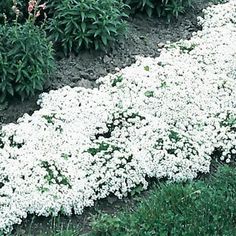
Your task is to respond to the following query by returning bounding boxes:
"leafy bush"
[0,22,54,103]
[126,0,193,18]
[91,166,236,236]
[46,0,128,55]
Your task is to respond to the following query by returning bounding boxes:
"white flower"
[1,0,236,233]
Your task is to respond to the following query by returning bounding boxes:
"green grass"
[90,165,236,236]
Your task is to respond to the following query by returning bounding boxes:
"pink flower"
[38,3,46,10]
[35,10,40,18]
[28,4,34,13]
[28,0,37,13]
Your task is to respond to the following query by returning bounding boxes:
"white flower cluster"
[1,0,236,232]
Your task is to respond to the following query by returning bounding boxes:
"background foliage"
[46,0,128,55]
[126,0,193,18]
[0,0,28,24]
[0,0,195,57]
[0,22,54,103]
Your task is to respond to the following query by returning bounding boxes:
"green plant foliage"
[45,0,64,16]
[144,90,154,97]
[90,165,236,236]
[0,0,14,23]
[41,160,72,187]
[0,22,54,103]
[126,0,193,18]
[46,0,128,55]
[0,0,28,24]
[210,0,227,4]
[111,75,124,87]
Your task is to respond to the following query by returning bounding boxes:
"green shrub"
[0,22,54,103]
[126,0,193,18]
[90,166,236,236]
[46,0,128,55]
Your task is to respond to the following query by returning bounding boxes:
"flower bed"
[1,0,236,233]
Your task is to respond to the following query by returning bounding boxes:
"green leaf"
[81,11,85,21]
[81,22,86,33]
[6,84,14,96]
[101,35,108,46]
[94,29,102,37]
[144,91,154,97]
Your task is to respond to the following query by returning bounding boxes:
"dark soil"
[2,0,219,235]
[13,194,142,236]
[0,0,212,126]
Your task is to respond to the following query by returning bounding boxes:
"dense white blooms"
[1,0,236,232]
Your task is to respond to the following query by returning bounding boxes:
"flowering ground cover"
[1,0,236,233]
